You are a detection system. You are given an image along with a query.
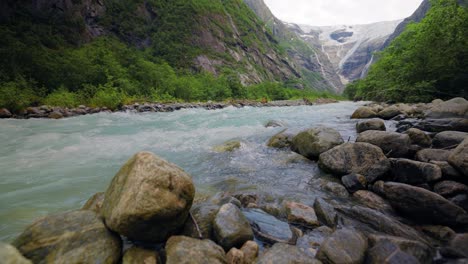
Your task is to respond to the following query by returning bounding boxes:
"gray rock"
[449,138,468,177]
[81,192,105,214]
[356,119,386,133]
[415,149,452,162]
[101,152,195,243]
[430,161,465,181]
[0,242,31,264]
[351,107,378,119]
[285,201,320,227]
[182,203,220,239]
[353,190,394,214]
[213,203,254,251]
[341,173,367,193]
[368,234,434,263]
[13,210,122,264]
[420,225,456,242]
[316,229,368,264]
[377,182,468,227]
[318,143,390,183]
[390,158,442,184]
[356,131,411,158]
[258,243,321,264]
[265,120,286,128]
[267,130,293,149]
[324,182,349,198]
[433,131,468,149]
[122,247,159,264]
[366,239,419,264]
[379,106,402,120]
[313,198,337,227]
[165,236,226,264]
[243,208,296,244]
[414,118,468,133]
[296,226,334,258]
[426,97,468,119]
[441,233,468,259]
[405,128,432,147]
[0,108,13,118]
[434,181,468,198]
[291,127,344,160]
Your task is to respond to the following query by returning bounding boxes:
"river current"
[0,101,397,241]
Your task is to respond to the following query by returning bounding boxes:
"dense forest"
[0,0,337,112]
[345,0,468,102]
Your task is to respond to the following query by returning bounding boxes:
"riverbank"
[0,98,339,119]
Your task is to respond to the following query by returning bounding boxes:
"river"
[0,101,397,241]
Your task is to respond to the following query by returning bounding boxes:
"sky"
[263,0,424,26]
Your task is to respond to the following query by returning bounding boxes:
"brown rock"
[240,241,259,264]
[122,247,159,264]
[356,131,411,158]
[449,138,468,176]
[405,128,432,147]
[317,229,368,264]
[165,236,226,264]
[0,108,12,118]
[285,202,320,227]
[81,192,105,214]
[434,181,468,198]
[415,149,452,162]
[353,190,394,214]
[351,107,378,119]
[226,248,244,264]
[0,242,31,264]
[356,119,386,133]
[390,158,442,184]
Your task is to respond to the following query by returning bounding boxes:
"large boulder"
[267,130,294,149]
[356,131,411,158]
[378,106,402,120]
[318,142,391,183]
[182,203,219,239]
[101,152,195,242]
[12,210,122,264]
[405,128,432,147]
[390,158,442,184]
[258,243,321,264]
[433,131,468,149]
[0,243,31,264]
[415,149,452,162]
[122,247,159,264]
[449,138,468,176]
[0,108,12,118]
[291,127,344,160]
[213,203,254,251]
[434,181,468,198]
[243,208,296,244]
[356,119,386,133]
[351,107,378,119]
[240,241,259,264]
[376,182,468,226]
[425,97,468,119]
[316,229,368,264]
[165,236,226,264]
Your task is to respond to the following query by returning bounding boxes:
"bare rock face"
[165,236,226,264]
[356,131,411,158]
[291,127,344,160]
[101,152,195,243]
[12,210,122,264]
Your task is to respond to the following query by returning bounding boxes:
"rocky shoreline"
[1,97,468,264]
[0,98,339,120]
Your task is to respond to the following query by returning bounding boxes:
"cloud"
[263,0,424,26]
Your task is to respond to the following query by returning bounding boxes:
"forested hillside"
[0,0,336,112]
[345,0,468,102]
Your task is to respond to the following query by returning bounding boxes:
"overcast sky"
[263,0,424,26]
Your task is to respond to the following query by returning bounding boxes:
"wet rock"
[265,120,286,128]
[182,203,220,239]
[213,203,254,250]
[366,239,419,264]
[0,108,12,118]
[165,236,226,264]
[226,248,243,264]
[267,130,293,149]
[316,229,368,264]
[368,234,434,263]
[353,190,394,214]
[390,158,442,184]
[405,128,432,147]
[213,140,242,152]
[318,143,391,183]
[285,201,320,227]
[296,226,334,258]
[243,208,296,244]
[13,210,122,264]
[449,138,468,176]
[433,131,468,149]
[441,233,468,258]
[324,181,349,198]
[337,206,428,243]
[313,198,337,227]
[291,127,344,160]
[0,242,31,264]
[376,182,468,227]
[414,118,468,133]
[378,106,402,120]
[356,130,411,158]
[341,173,367,193]
[240,241,259,264]
[420,225,456,242]
[356,119,386,133]
[434,181,468,198]
[415,149,452,162]
[122,247,159,264]
[351,107,378,119]
[101,152,195,242]
[48,111,64,119]
[425,97,468,119]
[258,243,320,264]
[81,192,105,214]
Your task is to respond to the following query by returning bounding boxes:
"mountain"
[288,20,402,85]
[243,0,343,92]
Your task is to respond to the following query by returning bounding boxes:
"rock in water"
[367,240,419,264]
[240,241,259,263]
[356,131,411,158]
[0,108,12,118]
[318,143,390,183]
[81,192,105,213]
[257,243,321,264]
[377,182,468,227]
[291,127,344,160]
[213,141,241,152]
[122,247,159,264]
[12,210,122,264]
[213,203,254,251]
[449,138,468,176]
[0,242,31,264]
[316,229,368,264]
[243,208,296,244]
[285,201,320,227]
[390,158,442,184]
[182,203,220,240]
[267,130,294,149]
[165,236,226,264]
[351,107,378,119]
[433,131,468,149]
[378,106,402,120]
[356,119,386,133]
[101,151,195,242]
